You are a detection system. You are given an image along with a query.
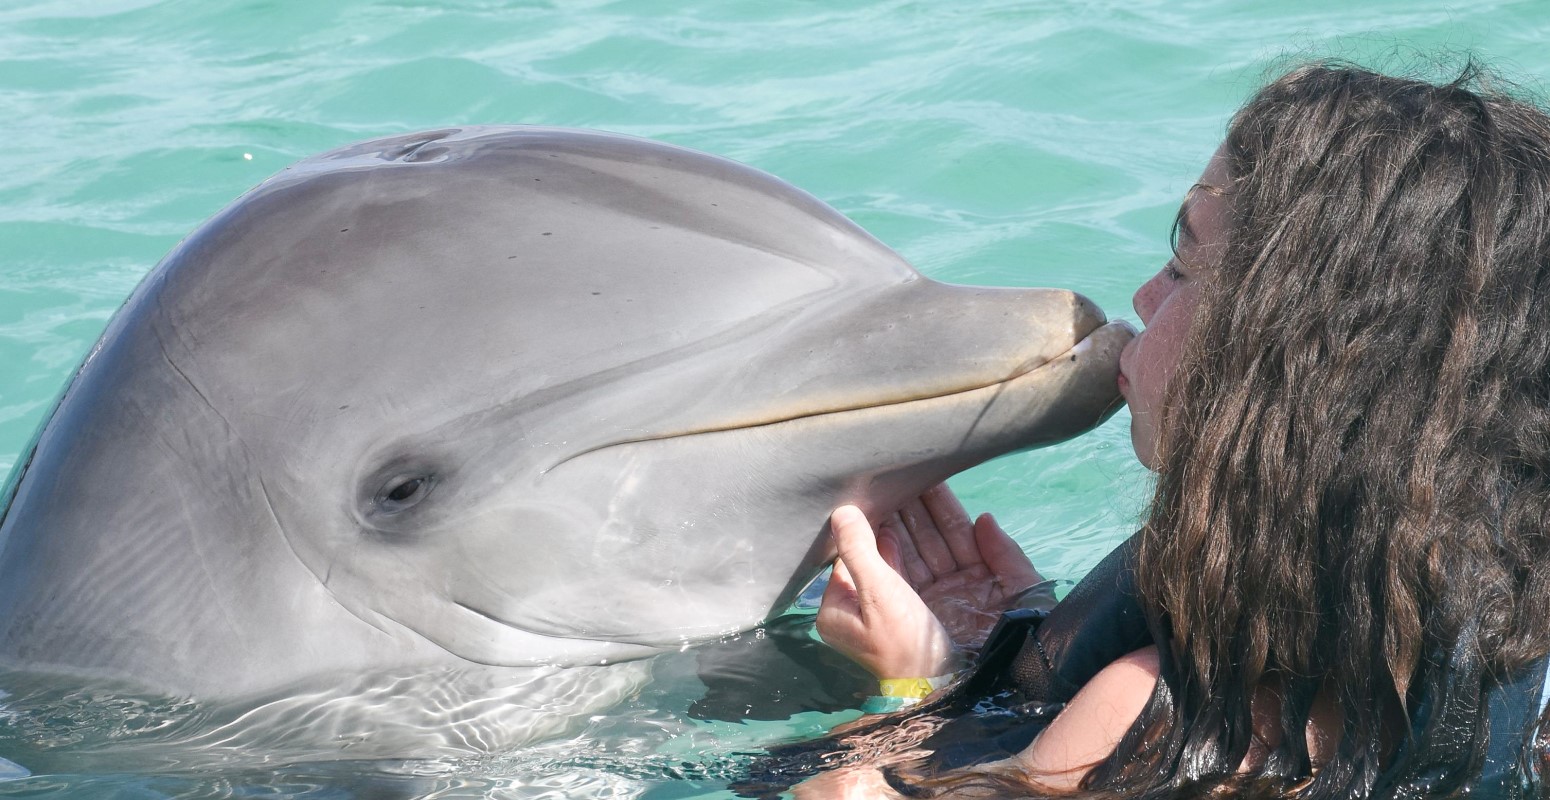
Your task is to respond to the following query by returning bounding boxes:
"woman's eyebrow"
[1175,207,1198,245]
[1175,182,1221,246]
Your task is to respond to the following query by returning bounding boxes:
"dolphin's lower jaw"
[446,598,777,668]
[426,319,1135,668]
[447,601,667,666]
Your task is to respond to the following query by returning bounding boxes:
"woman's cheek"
[1126,285,1203,467]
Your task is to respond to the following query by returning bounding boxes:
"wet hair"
[1127,58,1550,798]
[914,60,1550,798]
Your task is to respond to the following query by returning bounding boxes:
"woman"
[812,62,1550,798]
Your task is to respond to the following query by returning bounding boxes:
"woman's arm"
[1012,647,1343,790]
[1015,646,1160,790]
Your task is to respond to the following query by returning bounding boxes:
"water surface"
[0,1,1545,796]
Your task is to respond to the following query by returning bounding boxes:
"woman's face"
[1119,149,1230,469]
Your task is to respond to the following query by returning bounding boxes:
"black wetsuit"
[934,534,1549,798]
[736,535,1547,798]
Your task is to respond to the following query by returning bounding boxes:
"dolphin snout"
[1073,291,1106,328]
[1050,289,1111,351]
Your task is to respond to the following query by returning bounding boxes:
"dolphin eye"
[387,478,423,502]
[375,474,434,514]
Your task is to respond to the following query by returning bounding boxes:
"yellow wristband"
[877,677,936,700]
[861,673,960,714]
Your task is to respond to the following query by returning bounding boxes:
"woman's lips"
[1117,370,1129,394]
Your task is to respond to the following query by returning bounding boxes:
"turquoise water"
[2,0,1548,796]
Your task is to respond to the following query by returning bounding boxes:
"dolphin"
[0,126,1132,703]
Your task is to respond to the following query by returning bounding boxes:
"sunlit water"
[1,0,1546,796]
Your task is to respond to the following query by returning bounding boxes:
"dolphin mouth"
[455,600,572,640]
[453,599,733,647]
[545,319,1134,473]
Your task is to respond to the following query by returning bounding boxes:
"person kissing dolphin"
[0,126,1132,701]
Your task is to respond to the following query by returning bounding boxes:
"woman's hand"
[897,483,1045,649]
[816,483,1045,678]
[817,504,956,679]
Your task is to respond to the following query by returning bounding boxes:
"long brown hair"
[919,61,1550,798]
[1125,59,1550,798]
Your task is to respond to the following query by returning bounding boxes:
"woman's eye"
[1164,262,1185,281]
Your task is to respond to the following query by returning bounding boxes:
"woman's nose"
[1133,270,1164,323]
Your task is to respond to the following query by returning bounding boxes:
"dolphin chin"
[0,126,1131,704]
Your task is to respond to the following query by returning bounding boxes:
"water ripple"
[0,1,1543,795]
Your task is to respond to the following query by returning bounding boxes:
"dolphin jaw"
[443,600,669,666]
[491,319,1135,659]
[449,599,754,661]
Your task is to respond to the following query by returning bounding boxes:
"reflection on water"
[0,662,655,796]
[0,616,892,798]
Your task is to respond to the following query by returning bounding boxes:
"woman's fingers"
[876,524,906,577]
[821,506,957,678]
[886,511,935,586]
[829,506,911,614]
[831,492,1044,613]
[920,482,982,569]
[900,495,957,577]
[829,506,884,579]
[827,550,857,595]
[816,555,860,642]
[974,512,1043,590]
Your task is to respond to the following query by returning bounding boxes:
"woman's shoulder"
[1015,646,1161,789]
[1072,646,1162,701]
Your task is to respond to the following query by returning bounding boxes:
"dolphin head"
[2,127,1131,680]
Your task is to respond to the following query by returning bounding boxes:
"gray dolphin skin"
[0,126,1132,701]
